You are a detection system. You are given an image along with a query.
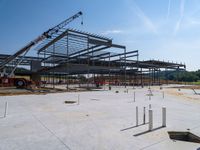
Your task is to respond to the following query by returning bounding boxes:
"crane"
[0,11,83,75]
[0,11,83,88]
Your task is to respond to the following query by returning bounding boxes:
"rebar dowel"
[162,107,166,127]
[4,102,8,118]
[149,109,153,131]
[77,94,80,105]
[149,104,151,109]
[143,107,146,124]
[163,91,164,99]
[136,106,138,126]
[149,92,151,100]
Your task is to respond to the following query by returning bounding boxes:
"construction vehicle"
[0,11,83,88]
[0,77,33,88]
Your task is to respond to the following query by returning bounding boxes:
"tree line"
[160,70,200,82]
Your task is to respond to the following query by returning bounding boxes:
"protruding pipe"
[4,102,8,118]
[149,109,153,131]
[163,91,164,99]
[162,107,166,127]
[136,106,138,126]
[77,94,80,105]
[143,107,146,124]
[149,104,151,109]
[149,93,151,100]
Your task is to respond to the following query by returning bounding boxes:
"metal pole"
[134,91,135,102]
[162,107,166,127]
[87,36,89,88]
[159,69,161,85]
[53,44,55,89]
[109,53,111,89]
[143,107,146,124]
[149,68,151,87]
[66,32,69,90]
[124,48,127,88]
[4,102,8,118]
[141,68,143,88]
[149,109,153,131]
[136,106,138,126]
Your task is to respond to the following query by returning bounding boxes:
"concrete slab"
[0,85,200,150]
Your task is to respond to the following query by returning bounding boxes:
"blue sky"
[0,0,200,71]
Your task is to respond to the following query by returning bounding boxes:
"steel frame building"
[0,28,186,88]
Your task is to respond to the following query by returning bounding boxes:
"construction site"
[0,10,200,150]
[0,12,186,92]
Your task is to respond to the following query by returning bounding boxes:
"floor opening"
[168,131,200,143]
[64,100,76,104]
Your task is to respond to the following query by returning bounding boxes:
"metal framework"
[0,28,186,87]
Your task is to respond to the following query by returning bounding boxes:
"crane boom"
[0,11,83,71]
[44,11,82,38]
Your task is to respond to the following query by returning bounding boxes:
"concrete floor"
[0,85,200,150]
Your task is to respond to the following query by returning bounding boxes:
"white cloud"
[179,17,200,30]
[190,20,200,25]
[132,1,157,34]
[174,18,181,34]
[174,0,185,35]
[167,0,171,19]
[102,30,124,35]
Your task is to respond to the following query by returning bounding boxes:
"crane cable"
[81,14,83,25]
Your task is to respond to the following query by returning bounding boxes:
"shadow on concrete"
[120,123,149,131]
[133,126,165,136]
[192,89,200,95]
[90,98,101,101]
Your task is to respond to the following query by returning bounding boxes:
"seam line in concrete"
[32,114,71,150]
[139,138,168,150]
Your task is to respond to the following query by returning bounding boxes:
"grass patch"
[192,81,200,85]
